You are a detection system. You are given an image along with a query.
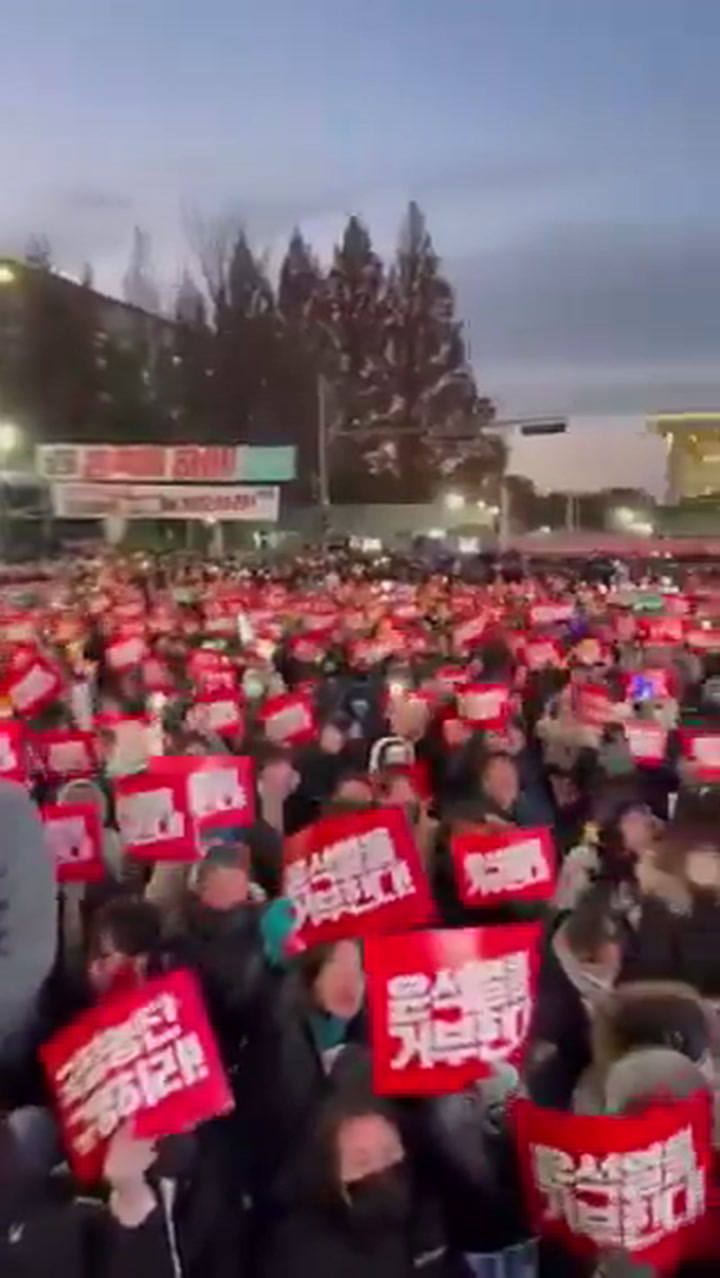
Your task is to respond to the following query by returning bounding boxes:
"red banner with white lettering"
[3,647,63,716]
[573,684,614,727]
[457,683,511,730]
[189,692,244,739]
[451,826,556,906]
[34,730,99,781]
[529,602,574,627]
[151,755,255,833]
[514,1094,713,1274]
[283,806,433,948]
[42,803,104,884]
[679,730,720,781]
[41,968,233,1183]
[115,771,194,861]
[624,722,668,767]
[0,721,26,784]
[365,924,541,1097]
[259,692,317,745]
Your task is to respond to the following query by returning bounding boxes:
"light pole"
[0,421,20,563]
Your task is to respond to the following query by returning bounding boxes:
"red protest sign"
[451,826,556,906]
[4,648,63,716]
[42,803,104,884]
[365,923,541,1097]
[106,634,148,671]
[34,730,99,781]
[452,615,488,653]
[573,684,614,727]
[514,1094,712,1274]
[177,755,255,832]
[283,806,433,947]
[41,968,233,1183]
[115,771,195,861]
[529,602,574,627]
[523,639,561,670]
[624,722,668,767]
[189,692,244,739]
[259,692,317,745]
[457,683,511,730]
[0,721,26,783]
[642,615,684,644]
[679,730,720,781]
[685,628,720,652]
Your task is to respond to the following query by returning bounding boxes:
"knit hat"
[605,1047,711,1114]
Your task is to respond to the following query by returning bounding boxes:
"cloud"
[453,220,720,412]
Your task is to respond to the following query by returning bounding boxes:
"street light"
[0,265,16,286]
[444,491,465,512]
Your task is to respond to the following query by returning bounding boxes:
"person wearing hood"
[571,980,716,1117]
[0,783,56,1110]
[260,1094,469,1278]
[526,887,624,1108]
[170,842,270,1072]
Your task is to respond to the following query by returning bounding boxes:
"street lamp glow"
[613,506,635,526]
[487,504,500,517]
[0,265,16,286]
[444,491,465,512]
[0,422,19,453]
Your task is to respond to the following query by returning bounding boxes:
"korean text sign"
[365,923,541,1096]
[41,968,233,1183]
[0,721,26,783]
[283,806,433,947]
[115,756,255,860]
[514,1095,712,1274]
[451,827,556,906]
[42,803,104,884]
[259,692,317,745]
[457,683,511,730]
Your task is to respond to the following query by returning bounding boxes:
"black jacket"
[259,1194,469,1278]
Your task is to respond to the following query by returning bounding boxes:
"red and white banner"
[34,730,99,780]
[115,771,191,861]
[365,924,541,1096]
[115,756,255,860]
[258,692,317,745]
[452,827,556,906]
[523,640,562,670]
[457,683,511,730]
[685,628,720,652]
[3,648,63,716]
[624,722,668,767]
[37,442,293,484]
[283,806,433,948]
[679,731,720,781]
[529,603,574,627]
[107,634,147,671]
[188,693,244,739]
[41,969,233,1182]
[0,721,26,784]
[453,616,488,652]
[573,684,614,727]
[515,1094,712,1274]
[50,483,280,523]
[42,803,104,884]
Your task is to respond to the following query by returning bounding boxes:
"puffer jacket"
[0,784,56,1080]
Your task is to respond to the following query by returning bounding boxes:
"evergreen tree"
[122,227,161,314]
[171,272,214,441]
[384,201,485,500]
[276,229,328,501]
[209,228,282,443]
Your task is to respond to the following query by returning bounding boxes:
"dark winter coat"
[259,1192,468,1278]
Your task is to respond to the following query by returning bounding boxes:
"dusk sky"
[2,0,718,416]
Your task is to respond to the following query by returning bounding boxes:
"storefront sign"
[37,443,295,484]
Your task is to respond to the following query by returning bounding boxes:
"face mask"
[344,1165,411,1234]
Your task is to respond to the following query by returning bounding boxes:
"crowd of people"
[3,547,720,1278]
